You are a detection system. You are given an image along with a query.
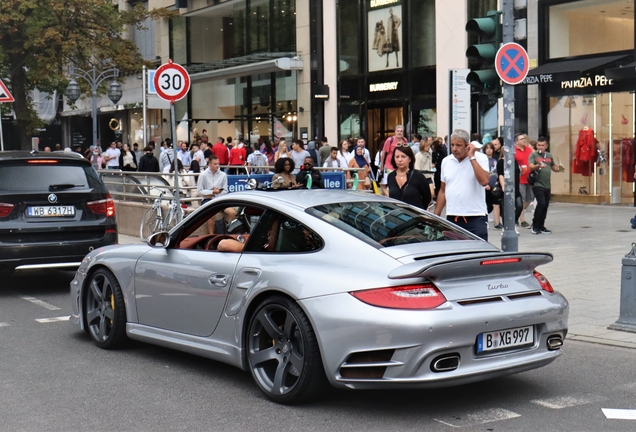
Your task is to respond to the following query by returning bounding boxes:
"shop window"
[547,92,634,203]
[409,0,436,68]
[548,0,634,59]
[338,0,361,76]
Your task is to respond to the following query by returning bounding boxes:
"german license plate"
[477,325,534,353]
[28,206,76,217]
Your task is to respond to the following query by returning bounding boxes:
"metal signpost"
[496,5,530,252]
[153,60,191,216]
[0,79,15,151]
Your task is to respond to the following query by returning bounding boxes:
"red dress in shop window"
[573,127,598,176]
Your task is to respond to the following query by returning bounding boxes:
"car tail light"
[480,257,522,265]
[27,159,58,164]
[87,195,115,217]
[533,271,554,293]
[0,203,14,217]
[351,284,447,310]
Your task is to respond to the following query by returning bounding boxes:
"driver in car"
[296,156,324,189]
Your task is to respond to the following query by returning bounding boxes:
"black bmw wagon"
[0,151,117,272]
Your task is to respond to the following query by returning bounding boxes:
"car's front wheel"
[85,268,126,349]
[247,295,327,404]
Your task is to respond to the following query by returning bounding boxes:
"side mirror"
[147,231,170,248]
[246,178,258,190]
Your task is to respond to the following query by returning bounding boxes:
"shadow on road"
[0,269,75,296]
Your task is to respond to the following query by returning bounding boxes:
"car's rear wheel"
[140,207,160,241]
[247,295,326,404]
[85,268,126,349]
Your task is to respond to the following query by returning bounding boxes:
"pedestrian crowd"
[60,126,566,242]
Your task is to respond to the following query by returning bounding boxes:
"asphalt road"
[2,270,636,432]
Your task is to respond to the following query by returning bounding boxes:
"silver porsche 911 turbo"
[70,190,568,404]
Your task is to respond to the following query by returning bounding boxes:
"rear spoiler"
[388,252,553,280]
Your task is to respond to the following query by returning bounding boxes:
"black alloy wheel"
[85,268,127,349]
[247,296,326,404]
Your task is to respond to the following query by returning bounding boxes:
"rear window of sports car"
[306,202,474,247]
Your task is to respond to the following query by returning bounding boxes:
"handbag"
[527,169,539,185]
[490,184,503,199]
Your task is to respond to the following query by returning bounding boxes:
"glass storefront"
[170,0,297,144]
[336,0,437,155]
[539,0,635,203]
[547,91,634,203]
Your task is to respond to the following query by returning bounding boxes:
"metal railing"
[99,165,370,203]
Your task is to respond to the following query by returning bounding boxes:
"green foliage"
[0,0,173,148]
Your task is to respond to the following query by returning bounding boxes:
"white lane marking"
[530,394,606,409]
[0,322,10,327]
[20,296,61,311]
[434,408,521,428]
[36,316,70,324]
[602,408,636,420]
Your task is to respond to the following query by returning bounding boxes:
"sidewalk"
[119,202,636,349]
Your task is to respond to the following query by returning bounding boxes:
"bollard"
[609,243,636,333]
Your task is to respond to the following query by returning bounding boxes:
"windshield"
[306,201,474,247]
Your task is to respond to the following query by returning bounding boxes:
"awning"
[605,61,636,81]
[523,54,628,84]
[187,54,303,82]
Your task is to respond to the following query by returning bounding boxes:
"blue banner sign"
[226,172,346,193]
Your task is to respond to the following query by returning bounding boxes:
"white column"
[323,0,339,145]
[435,0,468,138]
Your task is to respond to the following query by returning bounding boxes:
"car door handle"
[209,273,229,287]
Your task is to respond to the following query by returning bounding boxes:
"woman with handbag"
[483,143,501,229]
[387,145,432,211]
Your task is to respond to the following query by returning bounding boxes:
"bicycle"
[139,187,186,241]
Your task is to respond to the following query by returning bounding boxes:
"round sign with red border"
[154,60,191,102]
[495,43,530,85]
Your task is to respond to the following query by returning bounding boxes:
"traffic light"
[465,10,502,98]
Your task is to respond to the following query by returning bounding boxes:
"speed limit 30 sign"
[154,60,191,102]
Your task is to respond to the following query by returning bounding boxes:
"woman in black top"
[431,137,447,197]
[387,145,432,210]
[496,151,523,224]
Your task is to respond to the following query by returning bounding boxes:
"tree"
[0,0,173,149]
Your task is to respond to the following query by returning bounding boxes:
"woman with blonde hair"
[414,139,435,199]
[274,139,292,163]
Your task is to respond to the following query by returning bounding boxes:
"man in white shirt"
[434,129,490,241]
[290,139,310,174]
[159,141,175,172]
[102,141,121,170]
[197,155,231,234]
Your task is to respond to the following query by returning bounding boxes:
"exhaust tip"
[431,354,460,373]
[547,335,563,351]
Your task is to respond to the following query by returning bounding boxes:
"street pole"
[170,102,181,215]
[501,0,518,252]
[66,66,121,150]
[0,104,4,151]
[142,65,147,147]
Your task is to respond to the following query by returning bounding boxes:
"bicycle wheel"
[140,206,161,241]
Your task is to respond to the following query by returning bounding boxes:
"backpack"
[251,152,268,174]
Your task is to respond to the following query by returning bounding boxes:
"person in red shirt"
[513,133,535,228]
[211,138,229,169]
[228,140,247,174]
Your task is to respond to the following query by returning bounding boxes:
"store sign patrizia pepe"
[560,75,613,89]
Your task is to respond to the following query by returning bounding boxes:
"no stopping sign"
[154,60,191,102]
